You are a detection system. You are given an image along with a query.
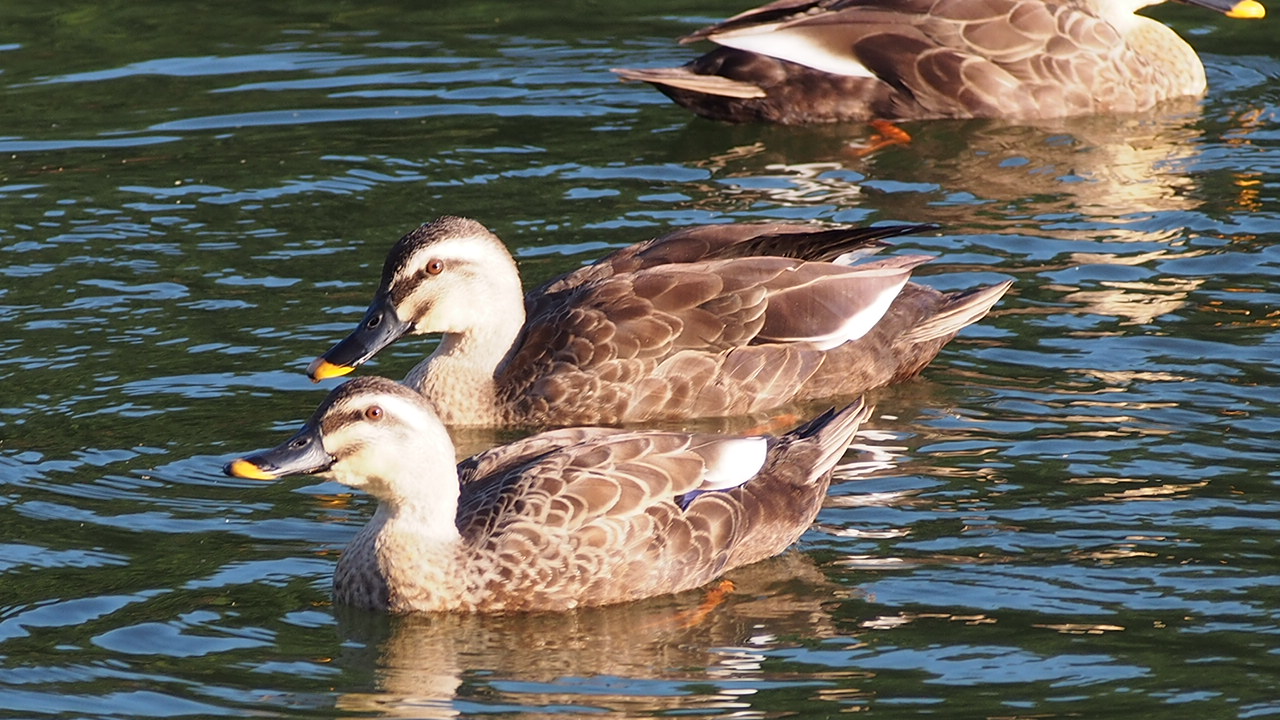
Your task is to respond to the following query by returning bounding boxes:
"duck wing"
[454,426,629,538]
[454,400,870,609]
[453,429,767,608]
[810,0,1133,117]
[681,0,839,42]
[534,222,933,297]
[752,254,932,349]
[498,254,922,422]
[623,0,1155,121]
[519,224,936,375]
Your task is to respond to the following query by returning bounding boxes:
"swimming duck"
[612,0,1265,124]
[306,216,1011,427]
[225,376,871,613]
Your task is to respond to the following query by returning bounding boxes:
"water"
[2,1,1278,717]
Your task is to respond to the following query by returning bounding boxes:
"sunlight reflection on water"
[1,1,1279,717]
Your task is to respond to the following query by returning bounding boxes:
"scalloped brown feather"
[498,263,1012,425]
[614,0,1235,124]
[329,384,871,613]
[358,218,1010,426]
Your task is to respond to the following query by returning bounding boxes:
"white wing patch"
[712,26,876,78]
[804,273,910,350]
[697,436,769,492]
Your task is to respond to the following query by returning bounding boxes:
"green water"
[2,1,1279,718]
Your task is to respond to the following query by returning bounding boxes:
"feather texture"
[308,217,1012,426]
[225,377,872,613]
[613,0,1264,124]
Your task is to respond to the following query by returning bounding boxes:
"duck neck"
[406,290,527,426]
[337,487,469,613]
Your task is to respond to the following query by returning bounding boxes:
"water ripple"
[0,3,1277,719]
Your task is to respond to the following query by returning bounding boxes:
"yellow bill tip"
[1228,0,1265,18]
[307,357,356,381]
[227,458,278,480]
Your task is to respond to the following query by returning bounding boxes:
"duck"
[612,0,1265,125]
[305,216,1012,427]
[224,376,871,613]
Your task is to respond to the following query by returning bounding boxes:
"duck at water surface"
[225,376,871,613]
[305,217,1012,427]
[613,0,1265,124]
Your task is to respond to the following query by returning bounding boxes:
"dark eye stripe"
[323,409,368,434]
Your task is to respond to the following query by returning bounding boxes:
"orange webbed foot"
[847,119,913,157]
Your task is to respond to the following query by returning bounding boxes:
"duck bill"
[307,294,412,381]
[1178,0,1265,18]
[224,424,333,480]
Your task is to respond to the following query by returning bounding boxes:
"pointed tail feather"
[612,66,767,99]
[900,280,1012,344]
[789,398,873,480]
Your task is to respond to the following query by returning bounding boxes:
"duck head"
[307,216,524,382]
[225,376,456,501]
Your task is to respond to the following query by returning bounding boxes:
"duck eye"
[425,259,444,276]
[364,406,384,421]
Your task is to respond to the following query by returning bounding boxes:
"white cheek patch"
[322,425,374,488]
[393,236,504,331]
[713,25,876,78]
[404,295,440,331]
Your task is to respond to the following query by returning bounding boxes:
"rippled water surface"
[2,1,1279,717]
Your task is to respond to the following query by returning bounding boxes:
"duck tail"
[789,398,873,478]
[901,279,1013,344]
[612,66,767,99]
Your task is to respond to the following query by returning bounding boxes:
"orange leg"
[848,119,913,157]
[670,580,737,629]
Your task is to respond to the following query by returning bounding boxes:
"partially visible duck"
[305,216,1011,427]
[225,376,871,613]
[613,0,1265,125]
